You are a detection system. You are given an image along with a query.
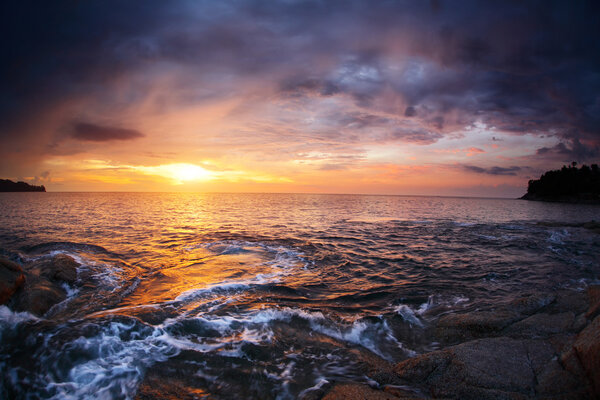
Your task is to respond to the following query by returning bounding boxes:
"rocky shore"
[2,254,599,399]
[0,254,79,317]
[318,287,600,400]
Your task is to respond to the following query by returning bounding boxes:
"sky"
[0,0,599,196]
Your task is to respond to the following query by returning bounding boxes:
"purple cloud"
[71,123,144,142]
[463,165,522,176]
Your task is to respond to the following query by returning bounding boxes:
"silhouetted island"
[521,163,600,203]
[0,179,45,192]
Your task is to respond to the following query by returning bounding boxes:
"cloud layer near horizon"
[0,1,599,194]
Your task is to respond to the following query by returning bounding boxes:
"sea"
[0,193,598,399]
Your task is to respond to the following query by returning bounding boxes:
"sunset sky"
[1,1,599,196]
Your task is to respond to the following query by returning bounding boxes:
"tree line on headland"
[0,179,45,192]
[521,163,600,203]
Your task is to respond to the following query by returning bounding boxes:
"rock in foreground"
[0,258,25,304]
[573,316,600,395]
[322,383,420,400]
[319,287,600,399]
[394,336,587,399]
[2,254,80,316]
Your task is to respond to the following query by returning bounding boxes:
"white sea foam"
[25,249,124,289]
[298,377,329,398]
[0,306,38,340]
[45,282,81,316]
[3,304,407,398]
[175,282,253,302]
[394,305,424,327]
[548,229,570,244]
[393,296,433,326]
[163,307,411,361]
[33,320,180,400]
[453,221,475,227]
[394,295,469,325]
[246,308,410,359]
[175,241,307,302]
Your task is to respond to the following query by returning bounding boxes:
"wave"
[3,317,179,399]
[393,295,470,327]
[0,306,38,341]
[164,307,414,361]
[175,240,309,303]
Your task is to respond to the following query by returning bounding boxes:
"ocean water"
[0,193,599,399]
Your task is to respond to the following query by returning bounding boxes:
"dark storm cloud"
[1,0,599,171]
[328,111,443,145]
[463,165,522,176]
[269,1,600,143]
[0,1,176,126]
[280,78,341,98]
[71,123,144,142]
[536,138,600,162]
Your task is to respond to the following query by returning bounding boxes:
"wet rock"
[549,290,588,315]
[504,312,575,338]
[382,385,427,399]
[346,345,399,385]
[135,374,208,400]
[394,336,591,399]
[572,313,588,332]
[29,254,78,284]
[0,258,25,304]
[573,315,600,396]
[536,358,590,399]
[299,382,334,400]
[11,254,80,316]
[435,310,519,343]
[559,345,593,398]
[545,333,577,355]
[13,278,67,316]
[586,285,600,319]
[507,292,555,315]
[322,383,421,399]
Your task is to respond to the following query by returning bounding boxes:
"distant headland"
[521,163,600,203]
[0,179,46,192]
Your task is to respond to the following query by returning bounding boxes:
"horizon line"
[3,190,521,200]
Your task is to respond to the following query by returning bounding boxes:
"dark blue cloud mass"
[0,0,599,170]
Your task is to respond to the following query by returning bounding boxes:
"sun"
[151,163,214,183]
[172,164,211,181]
[168,163,213,183]
[133,162,215,184]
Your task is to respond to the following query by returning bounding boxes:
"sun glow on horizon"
[137,163,214,184]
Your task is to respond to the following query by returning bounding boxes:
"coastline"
[520,193,600,205]
[0,179,45,192]
[3,254,598,399]
[317,287,600,399]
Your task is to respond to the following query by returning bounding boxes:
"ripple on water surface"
[0,193,599,398]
